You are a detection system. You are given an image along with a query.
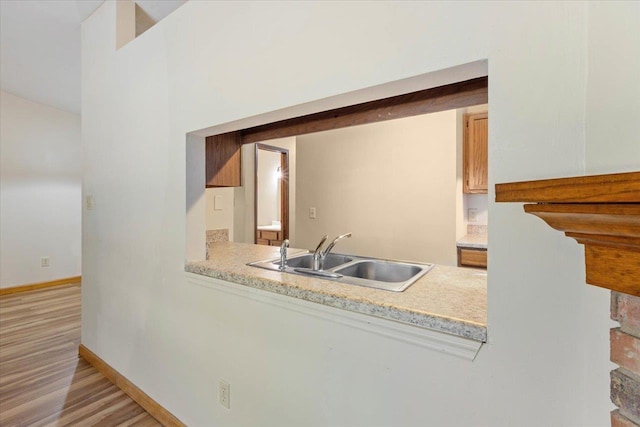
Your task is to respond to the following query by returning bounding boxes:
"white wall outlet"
[86,195,94,210]
[468,208,478,222]
[41,257,50,267]
[219,380,230,409]
[309,207,316,219]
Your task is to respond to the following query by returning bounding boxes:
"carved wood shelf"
[496,171,640,297]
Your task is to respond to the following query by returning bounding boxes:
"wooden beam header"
[240,77,488,144]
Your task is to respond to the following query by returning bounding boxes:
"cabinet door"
[260,230,280,241]
[206,131,242,187]
[463,112,488,194]
[458,248,487,268]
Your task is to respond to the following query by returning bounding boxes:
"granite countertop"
[186,242,487,342]
[457,233,488,250]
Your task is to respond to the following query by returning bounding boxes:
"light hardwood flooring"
[0,283,161,426]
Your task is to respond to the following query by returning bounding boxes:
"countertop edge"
[456,234,488,250]
[184,262,487,342]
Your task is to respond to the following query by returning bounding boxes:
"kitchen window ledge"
[185,242,487,360]
[187,272,483,360]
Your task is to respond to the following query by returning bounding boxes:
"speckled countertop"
[456,234,488,250]
[185,242,487,342]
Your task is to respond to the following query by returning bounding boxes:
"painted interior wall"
[256,149,281,227]
[79,2,639,425]
[0,91,81,288]
[186,134,206,259]
[205,187,234,240]
[585,1,640,174]
[465,194,488,226]
[295,110,458,266]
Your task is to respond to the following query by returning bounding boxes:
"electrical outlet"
[468,208,478,222]
[86,195,94,210]
[309,207,316,219]
[41,257,50,267]
[219,380,230,409]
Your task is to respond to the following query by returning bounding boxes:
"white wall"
[79,1,639,425]
[0,91,81,288]
[185,134,206,260]
[465,194,488,226]
[205,187,234,240]
[585,1,640,174]
[296,111,458,266]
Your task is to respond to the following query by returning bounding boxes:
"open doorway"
[254,144,289,245]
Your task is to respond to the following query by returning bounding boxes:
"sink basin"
[334,259,432,292]
[335,260,423,283]
[275,254,353,270]
[248,251,433,292]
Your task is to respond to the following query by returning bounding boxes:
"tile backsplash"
[467,224,488,235]
[206,229,229,260]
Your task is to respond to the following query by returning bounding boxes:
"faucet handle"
[323,232,352,256]
[313,235,328,254]
[334,232,352,241]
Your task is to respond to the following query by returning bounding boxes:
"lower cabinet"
[257,230,282,246]
[457,247,487,269]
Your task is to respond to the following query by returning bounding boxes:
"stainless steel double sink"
[248,252,434,292]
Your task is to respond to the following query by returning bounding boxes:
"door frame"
[254,143,289,244]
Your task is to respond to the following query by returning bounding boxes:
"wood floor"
[0,283,161,426]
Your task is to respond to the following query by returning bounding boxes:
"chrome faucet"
[312,232,352,270]
[279,239,290,271]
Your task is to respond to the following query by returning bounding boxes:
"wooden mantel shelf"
[495,171,640,297]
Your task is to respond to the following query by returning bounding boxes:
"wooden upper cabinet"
[463,112,488,194]
[206,131,242,187]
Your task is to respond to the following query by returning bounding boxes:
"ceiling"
[0,0,186,114]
